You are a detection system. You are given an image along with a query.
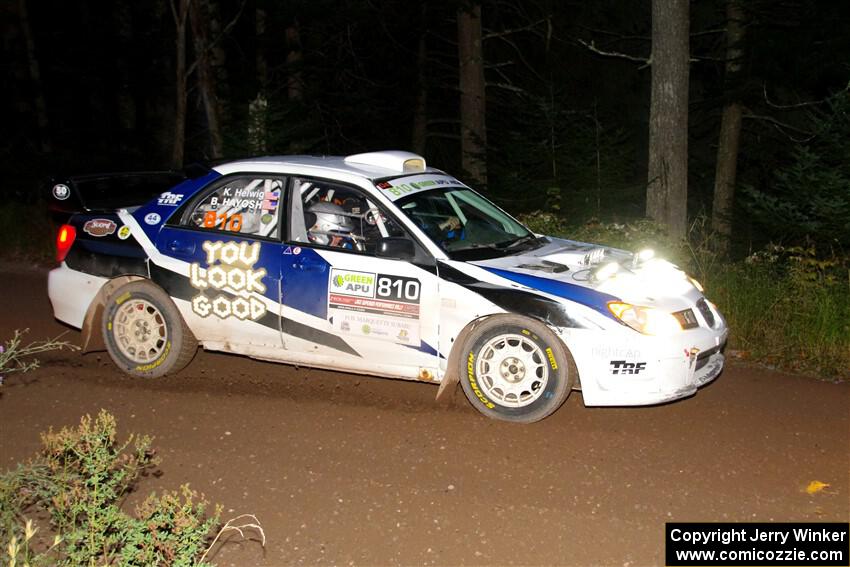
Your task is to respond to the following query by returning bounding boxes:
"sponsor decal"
[117,225,132,240]
[144,212,161,225]
[545,347,558,370]
[610,360,647,375]
[592,345,643,360]
[467,351,495,409]
[52,183,70,200]
[376,174,467,201]
[83,218,117,237]
[135,341,171,372]
[327,270,422,346]
[330,269,375,298]
[189,241,267,321]
[521,328,540,341]
[157,192,184,206]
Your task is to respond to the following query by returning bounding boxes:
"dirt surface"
[1,266,848,566]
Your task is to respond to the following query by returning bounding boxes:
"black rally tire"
[102,280,197,378]
[458,314,575,423]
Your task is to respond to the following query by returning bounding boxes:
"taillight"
[56,224,76,262]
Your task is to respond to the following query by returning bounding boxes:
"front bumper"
[559,325,728,407]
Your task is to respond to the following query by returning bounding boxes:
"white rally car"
[48,151,727,422]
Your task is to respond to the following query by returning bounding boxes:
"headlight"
[607,301,683,335]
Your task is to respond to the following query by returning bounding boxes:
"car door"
[279,176,441,380]
[153,174,286,351]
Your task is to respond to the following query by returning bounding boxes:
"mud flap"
[80,275,145,352]
[434,317,487,403]
[435,371,459,403]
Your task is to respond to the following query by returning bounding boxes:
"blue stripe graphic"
[482,267,620,321]
[282,248,330,319]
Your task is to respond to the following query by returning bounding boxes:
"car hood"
[469,236,701,311]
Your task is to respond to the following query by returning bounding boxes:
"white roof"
[212,151,437,181]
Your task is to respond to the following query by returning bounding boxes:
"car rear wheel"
[102,281,197,378]
[459,315,575,423]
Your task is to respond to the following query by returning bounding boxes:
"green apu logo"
[332,271,375,295]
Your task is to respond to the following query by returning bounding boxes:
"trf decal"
[610,360,647,375]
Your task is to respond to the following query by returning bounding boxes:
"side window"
[184,176,284,239]
[290,178,407,254]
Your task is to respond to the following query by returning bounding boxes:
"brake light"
[56,224,76,262]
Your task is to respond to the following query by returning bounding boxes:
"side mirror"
[376,237,415,260]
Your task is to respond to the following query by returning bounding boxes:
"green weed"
[0,411,244,566]
[704,247,849,378]
[0,329,78,386]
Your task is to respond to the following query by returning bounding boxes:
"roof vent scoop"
[344,151,426,173]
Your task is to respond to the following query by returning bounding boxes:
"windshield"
[396,186,539,259]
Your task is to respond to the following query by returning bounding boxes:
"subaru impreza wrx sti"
[47,151,728,422]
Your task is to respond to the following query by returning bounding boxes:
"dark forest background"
[2,0,849,254]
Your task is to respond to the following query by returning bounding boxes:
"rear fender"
[80,275,145,352]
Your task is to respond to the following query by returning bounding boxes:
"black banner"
[666,523,849,566]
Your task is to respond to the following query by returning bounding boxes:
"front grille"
[696,298,715,328]
[673,309,699,330]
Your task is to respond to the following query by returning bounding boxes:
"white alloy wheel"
[112,298,169,363]
[103,281,196,378]
[475,333,549,407]
[459,314,575,423]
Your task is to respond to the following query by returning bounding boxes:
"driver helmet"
[308,201,354,245]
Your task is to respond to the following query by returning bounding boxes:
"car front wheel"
[102,281,197,378]
[459,315,575,423]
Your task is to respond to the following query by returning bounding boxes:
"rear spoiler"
[45,164,212,219]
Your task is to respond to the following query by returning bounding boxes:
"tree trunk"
[457,2,487,187]
[207,0,230,108]
[171,0,190,169]
[646,0,690,239]
[249,1,269,153]
[411,11,428,155]
[711,0,746,254]
[113,0,136,151]
[18,0,51,153]
[189,0,224,158]
[256,2,268,91]
[286,22,303,102]
[248,94,268,154]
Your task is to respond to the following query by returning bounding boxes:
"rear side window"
[184,176,284,239]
